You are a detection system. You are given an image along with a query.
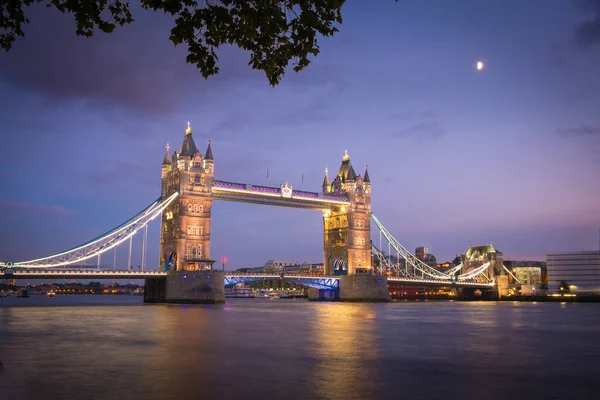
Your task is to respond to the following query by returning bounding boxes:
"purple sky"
[1,0,599,270]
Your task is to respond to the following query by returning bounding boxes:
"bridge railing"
[2,270,167,275]
[226,272,335,278]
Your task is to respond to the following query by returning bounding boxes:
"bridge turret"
[161,143,171,179]
[363,165,371,194]
[204,139,214,175]
[177,122,197,171]
[322,167,330,194]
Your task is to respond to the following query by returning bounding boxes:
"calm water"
[1,296,599,400]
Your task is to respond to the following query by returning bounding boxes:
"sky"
[1,0,599,271]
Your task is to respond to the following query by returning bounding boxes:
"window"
[187,203,203,213]
[355,219,365,227]
[355,237,366,246]
[187,226,202,235]
[186,244,191,256]
[193,174,205,185]
[191,246,197,256]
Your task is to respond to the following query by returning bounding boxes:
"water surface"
[1,296,599,400]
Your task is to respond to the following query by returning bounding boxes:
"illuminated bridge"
[1,123,500,302]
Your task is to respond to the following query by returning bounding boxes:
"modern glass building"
[546,251,600,293]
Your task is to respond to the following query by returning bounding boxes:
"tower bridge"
[1,122,500,303]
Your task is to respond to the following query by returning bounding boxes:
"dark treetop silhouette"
[0,0,393,85]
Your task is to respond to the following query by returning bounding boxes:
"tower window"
[187,226,202,235]
[187,203,203,213]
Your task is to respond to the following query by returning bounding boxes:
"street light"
[221,256,228,272]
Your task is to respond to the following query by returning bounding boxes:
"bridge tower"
[159,122,215,272]
[322,151,372,276]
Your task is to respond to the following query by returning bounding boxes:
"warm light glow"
[476,61,485,71]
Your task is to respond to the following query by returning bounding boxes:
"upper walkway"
[212,180,349,210]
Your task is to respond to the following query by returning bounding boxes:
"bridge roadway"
[0,270,493,289]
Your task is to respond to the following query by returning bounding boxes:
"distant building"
[4,278,16,287]
[415,247,429,261]
[546,251,600,293]
[261,260,298,272]
[437,262,456,271]
[424,253,437,269]
[283,262,323,274]
[461,243,504,279]
[233,260,299,273]
[504,260,547,285]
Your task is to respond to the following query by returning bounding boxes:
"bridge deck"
[0,270,493,288]
[0,270,167,280]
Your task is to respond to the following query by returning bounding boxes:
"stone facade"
[461,243,504,280]
[338,275,391,302]
[160,122,215,272]
[144,271,225,304]
[322,151,372,275]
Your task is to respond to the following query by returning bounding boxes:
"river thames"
[1,296,599,400]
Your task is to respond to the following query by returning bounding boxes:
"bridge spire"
[342,149,350,161]
[322,167,330,193]
[179,122,198,158]
[363,164,370,183]
[162,143,171,165]
[205,138,214,161]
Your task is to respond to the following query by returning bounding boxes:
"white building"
[546,251,600,293]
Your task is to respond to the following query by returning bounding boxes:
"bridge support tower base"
[144,271,225,304]
[493,275,510,300]
[338,275,391,302]
[308,275,391,302]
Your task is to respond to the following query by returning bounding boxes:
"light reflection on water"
[1,296,599,400]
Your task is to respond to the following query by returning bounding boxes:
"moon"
[476,61,485,71]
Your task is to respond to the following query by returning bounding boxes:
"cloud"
[557,125,600,137]
[549,41,568,67]
[390,111,446,141]
[0,5,353,118]
[207,112,255,141]
[574,0,600,46]
[0,5,264,115]
[81,160,154,186]
[0,202,76,216]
